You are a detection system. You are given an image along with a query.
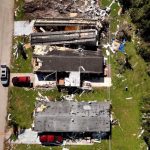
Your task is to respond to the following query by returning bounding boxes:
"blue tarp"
[119,43,125,53]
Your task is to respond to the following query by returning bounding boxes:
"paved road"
[0,0,14,149]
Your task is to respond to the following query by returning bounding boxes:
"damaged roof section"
[34,101,111,132]
[33,50,104,73]
[34,18,100,27]
[31,29,98,46]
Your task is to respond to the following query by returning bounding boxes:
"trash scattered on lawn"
[62,94,75,101]
[137,129,144,139]
[126,97,133,100]
[122,79,127,82]
[133,62,138,68]
[36,92,49,102]
[116,74,124,78]
[7,113,11,121]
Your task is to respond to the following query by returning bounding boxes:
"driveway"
[0,0,14,149]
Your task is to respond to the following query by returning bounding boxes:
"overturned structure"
[34,100,111,133]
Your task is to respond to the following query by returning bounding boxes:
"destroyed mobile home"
[33,99,111,143]
[31,17,110,89]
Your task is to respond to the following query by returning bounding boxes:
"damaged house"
[31,17,108,89]
[33,100,111,138]
[33,49,104,89]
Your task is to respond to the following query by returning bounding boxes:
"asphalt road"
[0,0,14,149]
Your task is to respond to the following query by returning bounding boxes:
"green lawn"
[10,36,33,73]
[8,87,62,128]
[76,88,108,101]
[14,0,25,21]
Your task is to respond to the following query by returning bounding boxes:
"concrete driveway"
[0,0,14,149]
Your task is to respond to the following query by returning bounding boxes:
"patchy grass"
[12,143,111,150]
[100,0,110,7]
[10,36,33,73]
[8,87,37,128]
[14,0,25,21]
[76,88,108,101]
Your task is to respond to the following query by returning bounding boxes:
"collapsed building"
[33,100,111,136]
[31,17,110,89]
[28,0,110,90]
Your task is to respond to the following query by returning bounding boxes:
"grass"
[109,41,149,149]
[14,0,25,21]
[11,144,110,150]
[10,36,33,73]
[8,87,62,128]
[76,88,109,101]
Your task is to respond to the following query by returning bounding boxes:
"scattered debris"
[137,129,144,139]
[36,91,49,102]
[126,97,133,100]
[125,86,128,91]
[24,0,109,21]
[7,113,12,121]
[62,94,75,101]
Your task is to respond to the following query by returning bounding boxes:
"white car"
[0,65,10,86]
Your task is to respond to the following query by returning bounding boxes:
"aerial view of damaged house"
[32,18,111,91]
[13,0,112,146]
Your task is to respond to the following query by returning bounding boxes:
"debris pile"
[24,0,109,20]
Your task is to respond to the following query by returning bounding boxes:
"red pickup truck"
[39,134,63,145]
[12,76,32,87]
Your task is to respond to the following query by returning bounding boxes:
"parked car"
[39,134,63,145]
[0,65,10,86]
[12,76,32,87]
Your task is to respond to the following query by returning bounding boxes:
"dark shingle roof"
[34,50,104,73]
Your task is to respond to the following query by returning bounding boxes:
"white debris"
[133,62,138,68]
[122,79,127,82]
[116,74,124,78]
[62,94,75,101]
[36,91,50,102]
[108,0,115,8]
[138,129,144,139]
[34,45,71,55]
[39,27,46,32]
[106,50,110,56]
[7,114,11,121]
[62,148,69,150]
[126,97,133,100]
[13,44,19,59]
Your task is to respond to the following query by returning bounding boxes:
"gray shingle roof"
[34,101,110,132]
